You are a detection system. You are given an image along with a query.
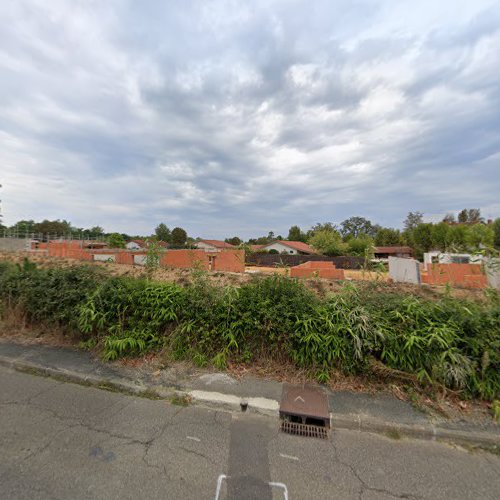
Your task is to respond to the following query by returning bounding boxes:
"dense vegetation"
[0,260,498,401]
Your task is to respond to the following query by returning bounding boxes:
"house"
[373,246,413,262]
[259,240,317,255]
[126,239,145,250]
[195,239,236,252]
[125,239,167,250]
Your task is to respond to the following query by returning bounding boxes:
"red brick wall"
[161,249,210,270]
[290,261,345,279]
[421,263,487,289]
[212,250,245,273]
[44,242,245,272]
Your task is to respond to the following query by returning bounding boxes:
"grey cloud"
[1,0,499,237]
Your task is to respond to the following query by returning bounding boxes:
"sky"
[1,0,499,238]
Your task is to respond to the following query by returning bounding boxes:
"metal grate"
[280,420,329,439]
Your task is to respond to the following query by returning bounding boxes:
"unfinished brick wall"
[47,241,93,261]
[290,261,345,279]
[41,242,245,272]
[212,249,245,273]
[161,249,209,270]
[421,263,487,289]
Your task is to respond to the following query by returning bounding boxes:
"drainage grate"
[280,420,328,439]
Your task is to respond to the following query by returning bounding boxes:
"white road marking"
[214,475,289,500]
[186,436,201,442]
[279,453,299,461]
[269,482,289,500]
[214,474,227,500]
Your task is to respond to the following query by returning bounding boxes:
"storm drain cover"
[279,384,330,438]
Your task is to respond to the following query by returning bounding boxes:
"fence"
[246,253,364,269]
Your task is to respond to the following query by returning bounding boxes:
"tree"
[412,223,433,254]
[447,225,468,251]
[458,208,483,224]
[90,226,104,236]
[287,225,306,242]
[374,228,403,246]
[347,236,374,257]
[403,211,423,231]
[107,233,126,249]
[171,227,187,247]
[309,229,347,256]
[493,218,500,249]
[225,236,242,246]
[155,223,171,243]
[431,222,451,251]
[466,224,494,250]
[339,216,375,239]
[306,222,337,240]
[442,213,456,224]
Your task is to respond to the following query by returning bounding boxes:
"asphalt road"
[0,366,499,500]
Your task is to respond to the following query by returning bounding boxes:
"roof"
[250,244,265,251]
[374,246,413,254]
[198,239,235,249]
[264,240,317,254]
[127,239,168,248]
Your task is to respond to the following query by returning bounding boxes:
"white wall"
[485,258,500,289]
[93,253,116,262]
[133,254,146,266]
[389,257,421,285]
[126,241,141,250]
[262,242,297,254]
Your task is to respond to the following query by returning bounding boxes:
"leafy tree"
[90,226,104,236]
[403,211,423,231]
[155,223,171,242]
[458,208,483,224]
[466,224,494,250]
[347,236,374,257]
[287,225,306,242]
[225,236,242,246]
[447,225,468,250]
[431,222,451,251]
[306,222,337,240]
[33,219,73,235]
[339,216,375,239]
[412,223,433,254]
[493,218,500,249]
[171,227,187,247]
[374,228,403,246]
[10,219,35,234]
[107,233,126,249]
[309,229,347,256]
[442,213,456,224]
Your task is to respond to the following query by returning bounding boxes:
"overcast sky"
[1,0,499,238]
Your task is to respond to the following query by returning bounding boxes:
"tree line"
[2,210,499,257]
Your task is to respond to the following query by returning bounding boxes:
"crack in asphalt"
[330,436,422,500]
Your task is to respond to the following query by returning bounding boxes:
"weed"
[385,428,402,440]
[170,393,191,406]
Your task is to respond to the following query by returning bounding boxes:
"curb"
[1,355,498,449]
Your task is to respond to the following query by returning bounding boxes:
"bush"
[1,259,498,400]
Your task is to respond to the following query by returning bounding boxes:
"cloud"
[0,0,499,237]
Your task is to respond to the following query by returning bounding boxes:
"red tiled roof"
[265,240,317,254]
[199,239,235,249]
[250,244,265,251]
[374,246,413,254]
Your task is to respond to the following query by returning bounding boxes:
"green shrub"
[1,259,498,400]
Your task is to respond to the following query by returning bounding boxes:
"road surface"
[0,366,498,499]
